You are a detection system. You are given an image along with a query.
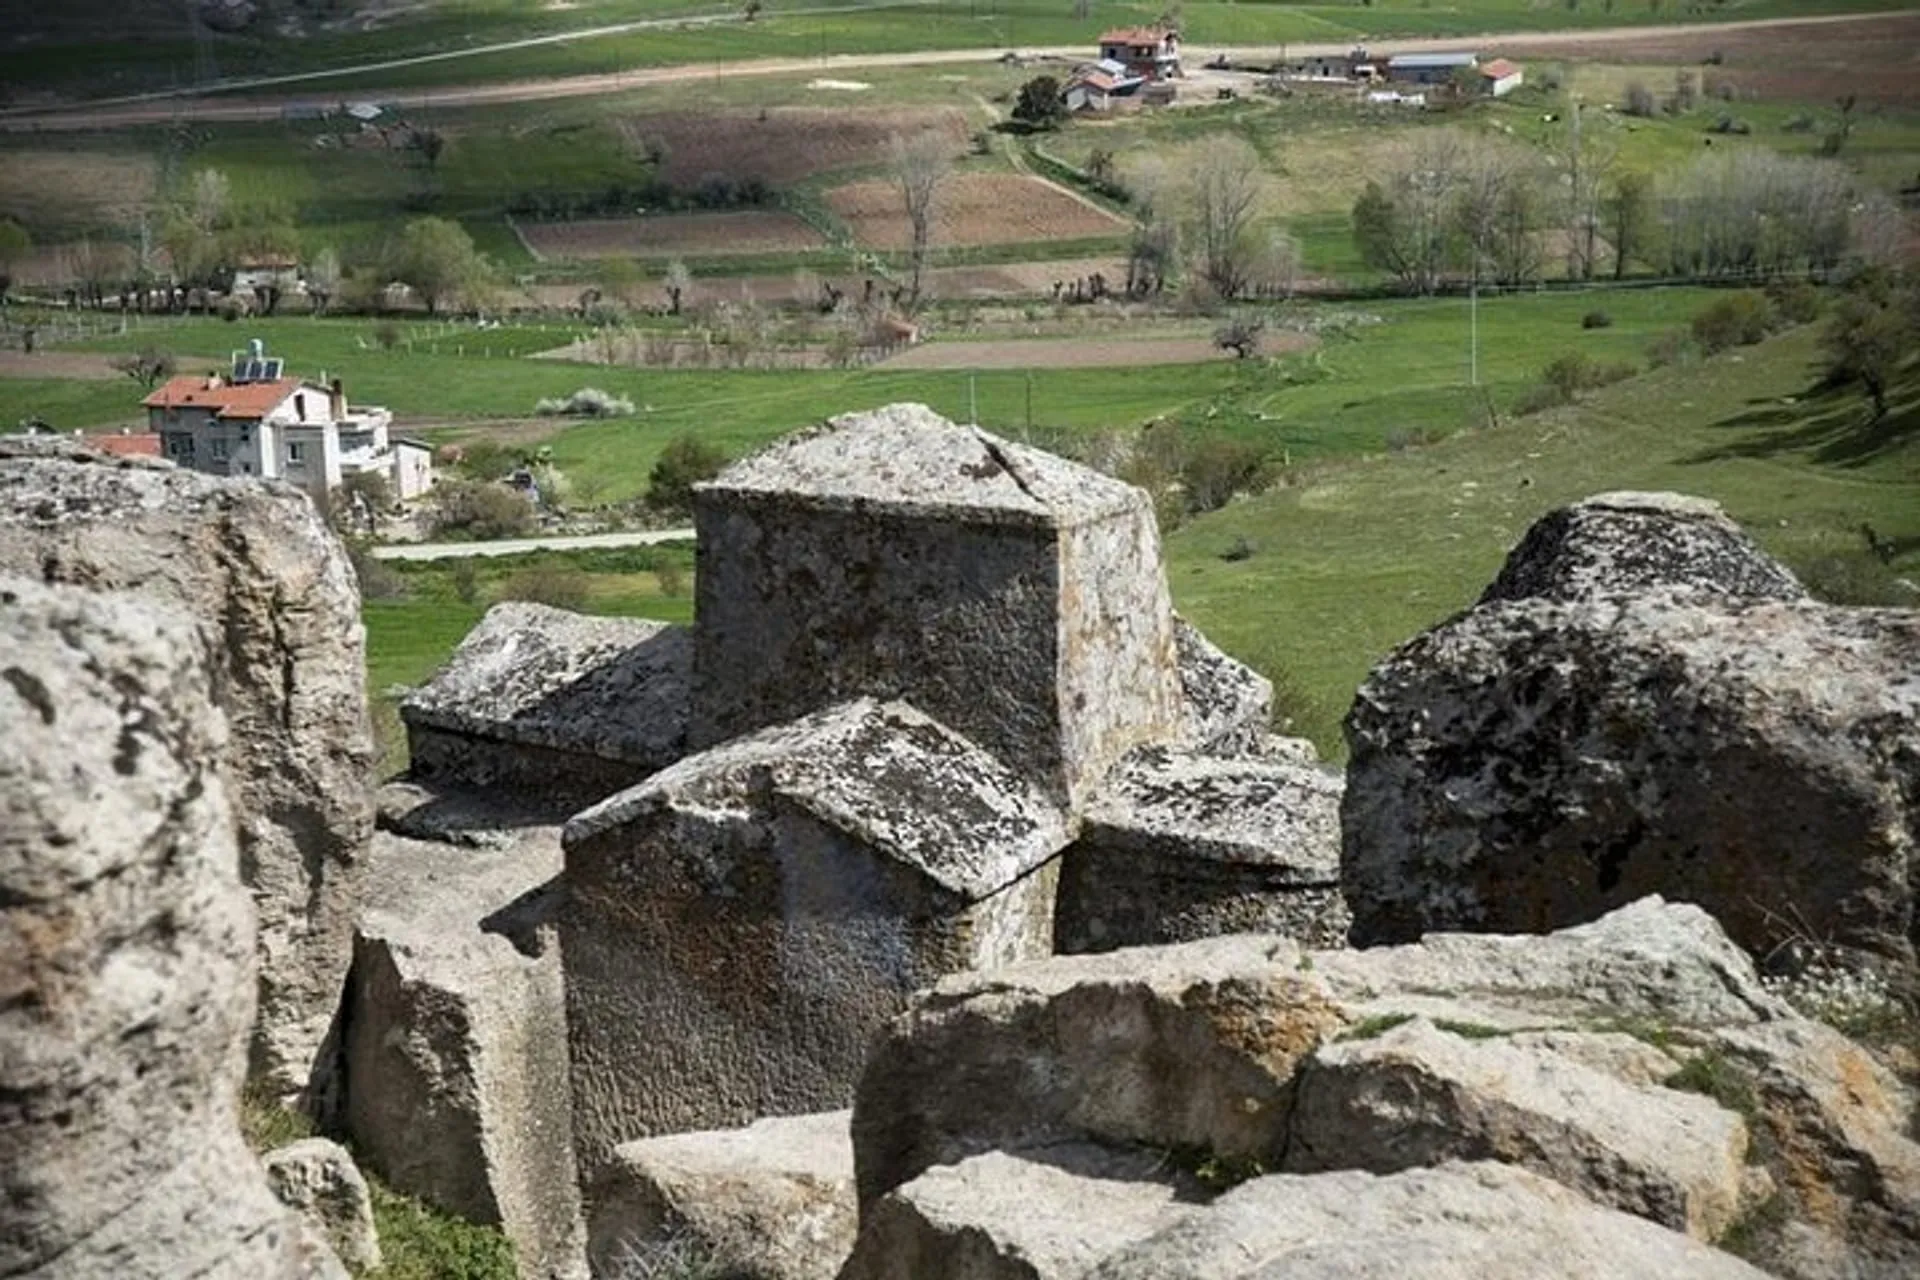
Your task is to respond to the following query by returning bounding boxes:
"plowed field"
[825,174,1127,250]
[516,210,825,259]
[617,107,972,189]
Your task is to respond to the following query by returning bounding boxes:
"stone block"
[1056,745,1347,953]
[1171,615,1271,752]
[263,1139,381,1273]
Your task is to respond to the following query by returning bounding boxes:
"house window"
[210,438,230,460]
[288,441,307,464]
[295,393,307,421]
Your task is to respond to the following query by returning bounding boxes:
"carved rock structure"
[1342,491,1920,971]
[0,576,343,1279]
[0,439,374,1104]
[846,899,1919,1278]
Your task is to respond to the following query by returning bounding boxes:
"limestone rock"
[1342,590,1920,967]
[343,801,585,1280]
[690,404,1184,810]
[1056,745,1348,953]
[0,441,374,1102]
[564,697,1068,1178]
[839,1145,1195,1280]
[263,1139,381,1273]
[1286,1017,1749,1239]
[1087,1163,1769,1279]
[851,898,1783,1208]
[1478,491,1806,607]
[401,603,691,809]
[1171,615,1271,752]
[0,576,342,1279]
[590,1111,856,1280]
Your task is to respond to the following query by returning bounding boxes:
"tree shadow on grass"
[1683,373,1920,469]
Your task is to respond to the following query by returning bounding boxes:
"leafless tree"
[1352,131,1465,294]
[306,247,341,315]
[1559,101,1618,280]
[889,130,952,311]
[1658,150,1856,280]
[1185,135,1264,300]
[663,258,693,315]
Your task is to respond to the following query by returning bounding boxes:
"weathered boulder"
[564,697,1068,1179]
[1286,1016,1749,1239]
[1171,615,1272,752]
[263,1139,381,1274]
[1343,493,1918,969]
[1479,491,1807,607]
[838,1145,1195,1280]
[690,404,1183,810]
[1086,1163,1769,1280]
[851,897,1782,1209]
[589,1111,856,1280]
[401,603,691,810]
[344,790,585,1280]
[1055,745,1347,953]
[0,440,374,1103]
[0,576,342,1279]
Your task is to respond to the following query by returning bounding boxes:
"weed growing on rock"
[1339,1012,1415,1042]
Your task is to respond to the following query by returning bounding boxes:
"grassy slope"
[1164,323,1920,756]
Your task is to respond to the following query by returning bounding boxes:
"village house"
[1477,58,1524,97]
[1386,51,1480,86]
[1097,26,1180,81]
[1064,59,1144,112]
[143,340,432,501]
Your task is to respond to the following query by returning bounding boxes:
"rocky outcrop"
[401,603,691,811]
[0,441,374,1104]
[1055,745,1347,953]
[1171,615,1272,752]
[1,576,343,1279]
[343,789,585,1280]
[263,1140,381,1274]
[1342,491,1919,971]
[846,899,1919,1279]
[589,1111,856,1280]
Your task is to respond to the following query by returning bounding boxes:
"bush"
[1581,310,1613,329]
[1692,292,1774,353]
[646,435,728,512]
[1536,351,1638,407]
[534,387,636,418]
[1764,278,1823,326]
[1794,552,1914,607]
[429,480,536,540]
[1646,328,1695,368]
[497,565,591,611]
[1181,435,1275,514]
[347,543,409,601]
[1624,81,1657,117]
[1708,114,1751,135]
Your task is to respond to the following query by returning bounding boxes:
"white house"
[1477,58,1524,97]
[1097,26,1180,81]
[144,341,433,502]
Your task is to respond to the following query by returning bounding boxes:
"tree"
[0,217,29,304]
[306,247,341,315]
[1559,101,1617,280]
[392,217,489,316]
[889,130,952,311]
[1604,170,1652,280]
[1126,214,1179,297]
[1822,291,1911,420]
[1013,76,1068,130]
[413,128,446,171]
[110,346,176,389]
[1488,179,1546,285]
[189,168,231,234]
[1212,315,1265,359]
[1351,131,1464,295]
[1186,135,1263,300]
[335,468,393,538]
[647,434,729,512]
[663,258,693,316]
[1821,94,1858,157]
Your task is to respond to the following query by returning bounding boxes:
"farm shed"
[1478,58,1524,97]
[1387,51,1479,85]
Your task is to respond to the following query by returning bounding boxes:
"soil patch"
[617,107,971,189]
[884,330,1317,370]
[516,211,826,260]
[0,149,158,232]
[0,350,148,380]
[826,173,1128,250]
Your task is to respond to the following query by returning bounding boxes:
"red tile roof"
[1100,26,1174,46]
[83,432,162,457]
[143,375,303,419]
[1479,58,1521,79]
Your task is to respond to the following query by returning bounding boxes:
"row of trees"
[1350,126,1897,295]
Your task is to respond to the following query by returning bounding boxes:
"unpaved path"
[369,527,696,561]
[883,330,1316,370]
[4,12,1908,131]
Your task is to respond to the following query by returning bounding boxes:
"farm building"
[143,340,432,501]
[1065,58,1145,111]
[1477,58,1524,96]
[1098,26,1180,81]
[1386,51,1479,85]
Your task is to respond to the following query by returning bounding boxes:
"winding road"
[1,10,1904,132]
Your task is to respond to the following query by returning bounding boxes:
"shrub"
[497,565,591,611]
[646,434,728,512]
[1181,436,1274,514]
[1708,115,1751,136]
[429,480,535,540]
[1764,278,1823,326]
[534,387,636,418]
[457,441,520,482]
[1529,352,1638,411]
[347,543,409,601]
[1624,81,1657,117]
[450,557,480,604]
[1581,309,1613,329]
[1692,292,1774,353]
[1646,328,1695,368]
[374,321,401,350]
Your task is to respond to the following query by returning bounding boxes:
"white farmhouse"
[145,341,433,501]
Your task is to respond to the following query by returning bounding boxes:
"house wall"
[1486,71,1522,97]
[393,444,434,500]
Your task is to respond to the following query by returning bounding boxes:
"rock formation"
[0,439,374,1104]
[846,898,1920,1278]
[1342,491,1919,972]
[1,576,344,1279]
[262,1140,381,1273]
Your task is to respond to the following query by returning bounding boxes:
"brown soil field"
[617,107,972,189]
[517,255,1124,310]
[930,257,1129,298]
[0,150,158,232]
[885,330,1317,370]
[826,174,1128,250]
[516,211,826,259]
[0,350,145,380]
[1494,12,1920,107]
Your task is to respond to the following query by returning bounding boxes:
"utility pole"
[1469,275,1478,387]
[969,374,978,427]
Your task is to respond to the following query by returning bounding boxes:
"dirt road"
[4,11,1908,132]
